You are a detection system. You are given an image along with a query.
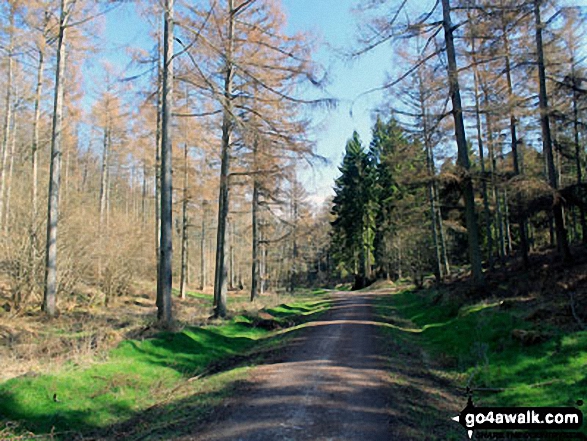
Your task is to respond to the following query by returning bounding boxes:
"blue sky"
[280,0,389,203]
[97,0,389,206]
[97,0,587,206]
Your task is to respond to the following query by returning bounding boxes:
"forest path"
[183,290,462,441]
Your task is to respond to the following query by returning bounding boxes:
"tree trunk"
[213,0,235,318]
[157,0,174,325]
[4,117,17,234]
[571,67,587,243]
[501,23,530,267]
[99,124,110,227]
[155,26,163,283]
[0,10,14,233]
[261,222,267,295]
[30,47,45,298]
[141,161,147,225]
[180,143,189,300]
[483,95,506,264]
[503,188,513,255]
[442,0,484,284]
[534,0,571,262]
[259,237,268,295]
[437,190,450,277]
[290,183,299,292]
[105,159,111,229]
[470,38,493,267]
[200,202,207,290]
[43,0,69,317]
[250,163,260,301]
[418,68,443,280]
[63,142,70,206]
[229,218,235,291]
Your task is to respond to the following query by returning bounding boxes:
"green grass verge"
[0,295,330,439]
[264,299,330,319]
[375,288,587,435]
[180,289,212,300]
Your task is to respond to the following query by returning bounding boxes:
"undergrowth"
[0,291,330,440]
[376,287,587,436]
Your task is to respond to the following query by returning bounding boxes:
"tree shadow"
[0,292,464,440]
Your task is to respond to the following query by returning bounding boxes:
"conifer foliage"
[331,117,431,288]
[331,131,374,289]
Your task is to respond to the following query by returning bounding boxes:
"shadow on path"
[175,291,463,441]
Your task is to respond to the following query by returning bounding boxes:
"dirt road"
[186,290,463,441]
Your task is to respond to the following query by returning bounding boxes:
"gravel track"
[187,291,399,440]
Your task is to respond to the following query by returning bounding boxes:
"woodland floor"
[7,246,584,440]
[177,290,463,441]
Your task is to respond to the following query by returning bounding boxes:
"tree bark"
[250,143,260,301]
[43,0,69,317]
[484,104,506,264]
[501,20,530,267]
[4,117,17,234]
[470,37,493,267]
[417,68,443,280]
[180,142,189,300]
[229,218,235,291]
[261,219,267,295]
[200,201,207,290]
[141,161,147,225]
[504,188,514,255]
[533,0,571,262]
[213,0,235,318]
[441,0,484,284]
[30,46,45,299]
[155,24,163,284]
[290,181,299,292]
[99,122,110,227]
[571,65,587,243]
[157,0,174,324]
[63,140,70,206]
[437,185,450,277]
[0,9,14,233]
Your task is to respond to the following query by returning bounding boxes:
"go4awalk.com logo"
[452,395,584,439]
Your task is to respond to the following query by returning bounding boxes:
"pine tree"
[331,132,375,289]
[369,116,399,279]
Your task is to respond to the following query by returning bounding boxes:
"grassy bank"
[0,292,330,440]
[375,287,587,435]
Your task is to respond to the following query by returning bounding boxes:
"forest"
[1,0,587,439]
[331,0,587,290]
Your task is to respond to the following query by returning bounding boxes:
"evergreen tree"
[369,116,401,278]
[331,132,375,289]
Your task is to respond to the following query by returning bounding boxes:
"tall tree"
[178,0,324,314]
[441,0,484,284]
[331,132,375,289]
[356,0,484,282]
[211,0,236,318]
[533,0,571,262]
[179,136,190,300]
[0,2,16,233]
[43,0,70,317]
[156,0,174,324]
[369,116,399,279]
[467,25,495,267]
[250,137,261,301]
[29,6,50,295]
